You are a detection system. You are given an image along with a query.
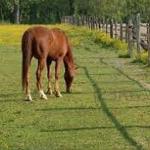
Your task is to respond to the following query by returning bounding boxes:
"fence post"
[136,13,141,58]
[102,17,105,31]
[148,22,150,65]
[82,16,86,26]
[114,20,118,38]
[106,18,108,34]
[127,19,133,57]
[147,23,149,42]
[125,23,128,42]
[98,17,101,31]
[81,16,84,25]
[86,16,89,28]
[79,16,82,25]
[95,17,98,30]
[85,16,87,26]
[90,17,93,29]
[61,16,64,23]
[120,22,123,40]
[76,16,80,26]
[92,17,95,29]
[69,16,71,24]
[71,16,73,24]
[110,19,113,38]
[93,16,96,30]
[88,16,91,29]
[89,17,92,30]
[64,16,66,23]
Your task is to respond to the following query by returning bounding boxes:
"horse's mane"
[64,45,75,72]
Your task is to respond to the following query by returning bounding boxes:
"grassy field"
[0,24,150,150]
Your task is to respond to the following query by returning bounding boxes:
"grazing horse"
[22,26,75,101]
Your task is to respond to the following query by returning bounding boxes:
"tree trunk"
[0,4,4,21]
[69,0,74,15]
[13,0,20,24]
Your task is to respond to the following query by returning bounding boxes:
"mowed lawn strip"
[0,24,150,150]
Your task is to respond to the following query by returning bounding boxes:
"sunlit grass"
[0,24,90,47]
[0,24,150,150]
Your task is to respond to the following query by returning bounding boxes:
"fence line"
[61,15,150,65]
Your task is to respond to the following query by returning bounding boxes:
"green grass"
[0,24,150,150]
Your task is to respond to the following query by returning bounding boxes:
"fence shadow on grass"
[40,125,150,133]
[80,66,144,150]
[0,92,22,102]
[36,107,101,112]
[35,104,150,113]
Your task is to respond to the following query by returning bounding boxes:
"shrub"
[94,31,128,52]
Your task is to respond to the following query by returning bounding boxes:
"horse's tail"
[21,31,32,91]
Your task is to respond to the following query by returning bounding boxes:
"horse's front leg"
[55,59,63,97]
[36,58,47,100]
[46,59,53,95]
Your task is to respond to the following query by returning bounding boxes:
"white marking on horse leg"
[47,88,53,95]
[26,94,33,101]
[39,90,48,100]
[54,80,62,97]
[47,81,53,95]
[55,91,62,97]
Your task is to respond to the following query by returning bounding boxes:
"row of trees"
[75,0,150,22]
[0,0,74,23]
[0,0,150,24]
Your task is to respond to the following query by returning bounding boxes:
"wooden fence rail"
[61,15,150,65]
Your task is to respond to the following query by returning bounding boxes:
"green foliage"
[0,0,73,23]
[94,31,128,52]
[132,51,148,64]
[141,52,148,64]
[0,0,150,23]
[74,0,150,22]
[118,53,130,58]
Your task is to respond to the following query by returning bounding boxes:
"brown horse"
[22,26,75,101]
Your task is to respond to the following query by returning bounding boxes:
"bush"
[94,31,128,52]
[141,52,148,64]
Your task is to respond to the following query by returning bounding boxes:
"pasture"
[0,24,150,150]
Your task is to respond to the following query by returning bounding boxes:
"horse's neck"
[64,48,74,72]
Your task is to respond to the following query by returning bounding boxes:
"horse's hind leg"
[25,73,32,101]
[23,56,33,101]
[36,58,47,100]
[46,59,53,95]
[55,59,63,97]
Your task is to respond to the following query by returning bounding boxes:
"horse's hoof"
[46,89,53,95]
[55,92,62,97]
[66,90,71,94]
[25,95,33,102]
[66,88,71,93]
[56,94,62,97]
[40,94,48,100]
[39,90,48,100]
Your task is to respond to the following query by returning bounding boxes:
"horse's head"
[64,65,77,93]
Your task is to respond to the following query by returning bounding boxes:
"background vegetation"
[0,0,150,24]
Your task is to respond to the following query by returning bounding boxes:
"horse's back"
[22,26,70,59]
[48,28,70,57]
